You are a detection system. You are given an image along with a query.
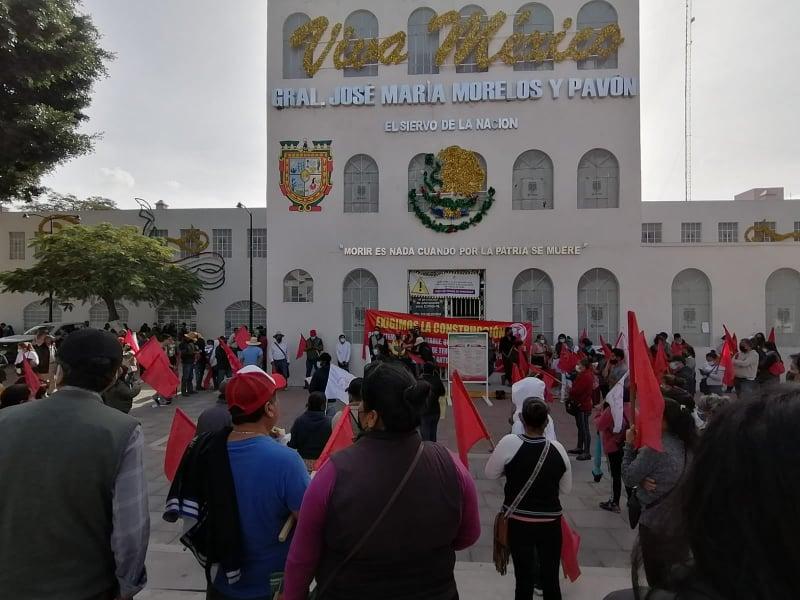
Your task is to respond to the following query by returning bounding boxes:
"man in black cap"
[0,328,149,600]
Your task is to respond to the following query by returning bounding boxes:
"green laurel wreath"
[409,153,496,234]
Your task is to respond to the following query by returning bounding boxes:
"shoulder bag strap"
[314,442,425,597]
[504,440,550,518]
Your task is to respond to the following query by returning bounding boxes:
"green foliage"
[16,189,117,212]
[0,223,203,320]
[0,0,114,204]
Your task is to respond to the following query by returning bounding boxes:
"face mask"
[739,346,747,353]
[575,365,584,373]
[669,362,681,371]
[339,338,345,343]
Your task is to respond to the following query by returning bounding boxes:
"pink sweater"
[282,452,481,599]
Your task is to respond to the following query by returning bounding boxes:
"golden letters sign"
[290,9,624,77]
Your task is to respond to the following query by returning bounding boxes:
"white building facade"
[266,0,800,383]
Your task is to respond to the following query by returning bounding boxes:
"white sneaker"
[534,587,544,597]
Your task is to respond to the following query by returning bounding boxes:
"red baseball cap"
[226,366,287,415]
[310,329,317,337]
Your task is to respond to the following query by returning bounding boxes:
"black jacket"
[421,372,445,417]
[103,378,141,414]
[163,429,243,586]
[215,344,231,370]
[288,411,332,460]
[309,364,331,394]
[418,343,434,364]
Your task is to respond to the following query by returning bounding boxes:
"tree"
[0,223,203,321]
[0,0,113,206]
[16,189,117,212]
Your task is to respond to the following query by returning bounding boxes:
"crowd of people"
[1,320,799,600]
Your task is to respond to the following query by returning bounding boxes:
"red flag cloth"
[451,370,493,467]
[123,329,140,353]
[164,408,197,481]
[134,336,162,370]
[222,341,242,372]
[559,346,578,373]
[314,405,355,470]
[518,346,530,376]
[234,326,249,351]
[579,328,587,342]
[530,367,557,403]
[22,358,41,399]
[720,341,735,388]
[768,327,776,344]
[511,363,524,384]
[141,352,179,398]
[409,352,425,366]
[599,335,613,361]
[653,341,669,381]
[576,350,587,362]
[202,367,214,390]
[670,341,683,357]
[560,517,582,582]
[722,325,738,355]
[296,334,307,360]
[631,330,665,452]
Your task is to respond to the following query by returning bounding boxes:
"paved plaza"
[131,381,635,599]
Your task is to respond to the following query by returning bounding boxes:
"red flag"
[576,350,587,362]
[720,341,735,388]
[530,366,557,403]
[511,363,524,384]
[768,327,776,344]
[670,341,683,357]
[579,328,587,342]
[296,334,307,360]
[631,329,665,451]
[722,324,738,355]
[559,345,578,373]
[22,358,41,399]
[598,335,613,362]
[409,352,425,366]
[517,346,530,376]
[560,517,582,582]
[731,333,738,354]
[164,408,197,481]
[451,371,493,466]
[653,341,669,381]
[135,336,162,370]
[221,340,242,372]
[141,352,179,398]
[123,329,140,353]
[234,326,249,351]
[314,405,355,470]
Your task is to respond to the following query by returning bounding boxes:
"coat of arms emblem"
[279,139,333,212]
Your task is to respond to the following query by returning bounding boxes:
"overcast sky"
[39,0,800,208]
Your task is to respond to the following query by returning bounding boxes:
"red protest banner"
[361,309,533,369]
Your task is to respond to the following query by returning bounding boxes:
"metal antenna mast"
[685,0,695,201]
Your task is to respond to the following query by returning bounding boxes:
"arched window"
[23,299,62,330]
[577,268,619,341]
[344,154,379,213]
[224,301,267,336]
[408,8,439,75]
[577,0,619,70]
[456,6,488,73]
[513,150,554,210]
[343,269,378,343]
[514,3,554,71]
[89,301,129,328]
[283,269,314,302]
[671,269,712,347]
[408,153,428,212]
[766,268,800,346]
[577,148,619,209]
[283,13,310,79]
[343,10,378,77]
[156,305,197,331]
[513,269,554,343]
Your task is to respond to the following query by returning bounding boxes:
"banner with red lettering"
[362,309,532,369]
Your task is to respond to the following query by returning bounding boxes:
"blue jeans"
[181,361,194,395]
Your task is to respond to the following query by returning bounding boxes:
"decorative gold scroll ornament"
[744,222,800,242]
[290,10,624,77]
[36,215,81,235]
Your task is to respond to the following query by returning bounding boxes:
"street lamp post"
[22,212,81,322]
[237,203,254,332]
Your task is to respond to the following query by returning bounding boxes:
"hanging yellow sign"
[290,9,624,78]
